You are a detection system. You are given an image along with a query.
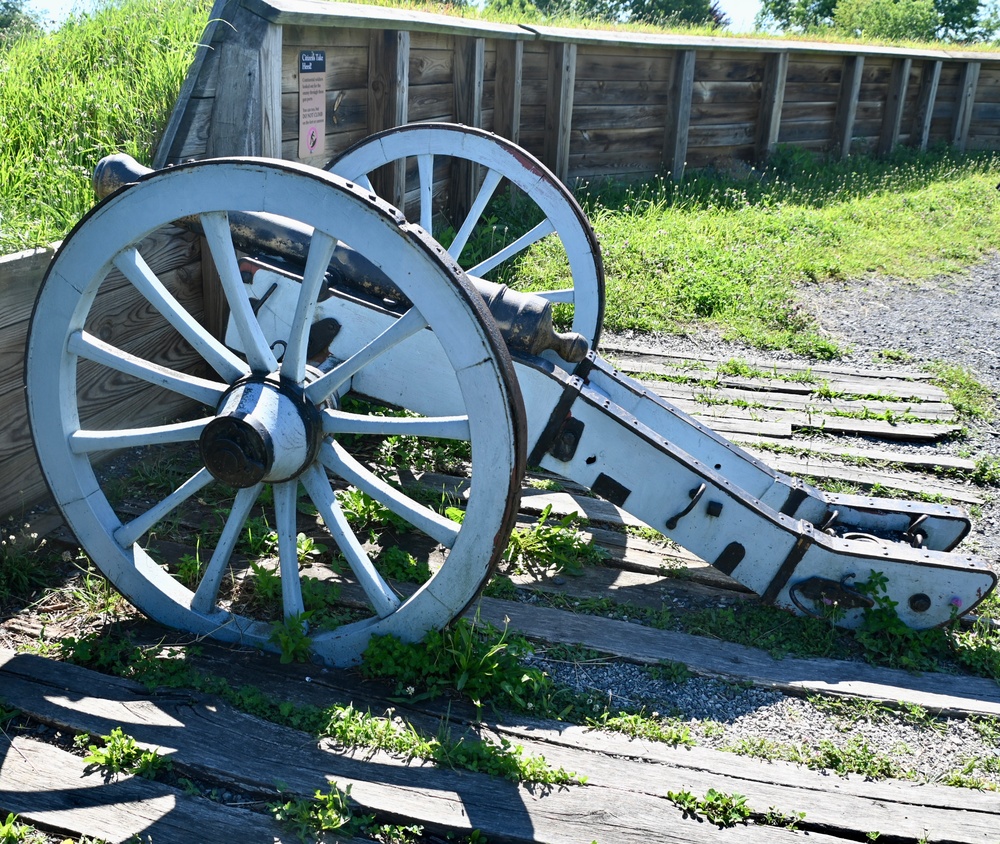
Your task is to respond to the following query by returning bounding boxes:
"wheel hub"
[200,377,321,488]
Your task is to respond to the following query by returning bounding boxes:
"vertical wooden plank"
[452,36,486,222]
[154,0,230,167]
[832,55,864,160]
[754,51,788,164]
[259,18,282,158]
[368,29,410,208]
[206,3,276,157]
[494,39,523,145]
[911,59,941,151]
[543,41,577,183]
[878,57,911,156]
[454,36,485,128]
[952,61,981,153]
[662,49,696,181]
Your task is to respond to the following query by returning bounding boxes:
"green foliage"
[593,710,695,746]
[376,545,431,584]
[929,361,995,420]
[80,726,172,779]
[854,570,952,671]
[0,813,44,844]
[0,521,47,608]
[684,602,843,659]
[0,0,211,253]
[569,150,1000,356]
[269,613,313,664]
[270,784,362,842]
[667,788,752,827]
[834,0,940,41]
[338,487,410,534]
[727,734,905,779]
[361,616,553,716]
[503,504,607,576]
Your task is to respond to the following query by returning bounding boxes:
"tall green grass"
[539,146,1000,357]
[0,0,210,253]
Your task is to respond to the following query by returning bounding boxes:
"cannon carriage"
[24,123,996,666]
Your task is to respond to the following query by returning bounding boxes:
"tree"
[834,0,940,40]
[528,0,726,26]
[0,0,40,46]
[756,0,838,30]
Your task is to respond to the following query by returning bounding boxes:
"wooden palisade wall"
[157,0,1000,184]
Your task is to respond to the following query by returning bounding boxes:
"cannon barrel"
[93,154,589,363]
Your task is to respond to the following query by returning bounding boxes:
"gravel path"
[534,258,1000,786]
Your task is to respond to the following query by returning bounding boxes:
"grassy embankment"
[5,2,1000,360]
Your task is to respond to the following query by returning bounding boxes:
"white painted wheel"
[26,158,525,666]
[330,123,605,349]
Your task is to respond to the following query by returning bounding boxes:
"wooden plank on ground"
[0,650,853,844]
[730,433,978,473]
[168,640,1000,844]
[599,341,935,384]
[471,596,1000,718]
[747,450,983,504]
[0,735,295,844]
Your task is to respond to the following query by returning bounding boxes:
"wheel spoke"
[417,153,434,234]
[113,468,214,548]
[321,409,470,439]
[304,306,427,406]
[113,248,250,383]
[467,218,556,277]
[69,330,227,406]
[191,484,262,614]
[200,211,279,374]
[70,418,211,454]
[447,168,504,263]
[274,480,307,620]
[280,230,339,383]
[301,464,400,617]
[320,441,460,548]
[532,288,575,305]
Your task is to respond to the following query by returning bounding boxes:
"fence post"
[495,39,523,145]
[755,51,788,164]
[911,59,941,151]
[452,36,486,221]
[368,30,410,208]
[878,57,912,156]
[832,54,864,159]
[544,42,577,183]
[663,49,695,180]
[952,61,981,152]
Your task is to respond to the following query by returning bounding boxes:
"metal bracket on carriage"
[93,154,590,365]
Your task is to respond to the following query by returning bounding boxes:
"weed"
[269,613,314,664]
[644,660,693,684]
[877,349,913,362]
[854,570,951,671]
[0,520,47,608]
[80,726,172,780]
[338,487,410,534]
[270,783,363,841]
[361,616,552,717]
[667,788,752,828]
[759,808,806,830]
[376,545,431,584]
[175,547,204,590]
[929,361,995,421]
[503,504,607,576]
[593,710,695,747]
[482,573,517,599]
[0,813,46,844]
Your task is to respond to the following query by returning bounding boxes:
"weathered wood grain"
[0,735,295,844]
[0,650,855,844]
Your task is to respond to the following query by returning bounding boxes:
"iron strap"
[760,532,813,605]
[527,374,585,467]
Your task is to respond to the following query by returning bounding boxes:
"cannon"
[25,124,995,666]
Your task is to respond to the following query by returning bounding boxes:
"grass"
[0,0,210,253]
[527,146,1000,356]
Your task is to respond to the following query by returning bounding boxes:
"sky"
[24,0,763,30]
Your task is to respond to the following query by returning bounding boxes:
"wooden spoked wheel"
[329,123,606,350]
[26,158,526,666]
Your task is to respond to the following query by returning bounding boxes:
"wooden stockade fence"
[158,0,1000,188]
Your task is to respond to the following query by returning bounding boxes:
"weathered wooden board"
[0,735,296,844]
[0,650,855,844]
